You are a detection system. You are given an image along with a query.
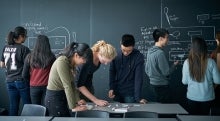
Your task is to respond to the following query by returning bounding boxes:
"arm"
[108,60,117,98]
[0,61,5,68]
[0,47,5,68]
[182,59,189,85]
[217,53,220,71]
[134,54,144,102]
[22,54,30,81]
[210,59,220,84]
[158,52,177,77]
[78,86,108,106]
[77,63,108,106]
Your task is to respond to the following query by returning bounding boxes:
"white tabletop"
[0,116,53,121]
[177,115,220,121]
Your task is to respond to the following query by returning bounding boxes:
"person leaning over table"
[76,40,117,106]
[44,42,92,117]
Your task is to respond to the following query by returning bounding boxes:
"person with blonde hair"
[76,40,117,106]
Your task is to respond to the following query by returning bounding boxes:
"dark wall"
[0,0,220,111]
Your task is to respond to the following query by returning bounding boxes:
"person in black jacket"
[108,34,146,103]
[0,26,31,115]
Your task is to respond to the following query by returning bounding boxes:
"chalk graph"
[138,0,218,64]
[23,22,77,54]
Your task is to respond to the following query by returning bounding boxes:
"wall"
[0,0,220,112]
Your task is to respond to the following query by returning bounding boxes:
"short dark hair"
[121,34,135,47]
[152,28,169,42]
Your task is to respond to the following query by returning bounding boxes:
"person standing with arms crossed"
[0,26,31,115]
[108,34,146,104]
[22,35,56,105]
[145,28,178,103]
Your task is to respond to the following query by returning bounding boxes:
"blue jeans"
[7,80,31,116]
[114,95,135,103]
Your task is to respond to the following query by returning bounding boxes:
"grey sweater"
[145,46,176,85]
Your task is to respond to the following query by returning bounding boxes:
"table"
[91,103,188,115]
[0,116,53,121]
[177,115,220,121]
[52,117,177,121]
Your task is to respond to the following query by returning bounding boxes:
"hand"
[94,99,109,107]
[72,105,87,112]
[139,99,148,104]
[77,99,86,105]
[108,90,115,98]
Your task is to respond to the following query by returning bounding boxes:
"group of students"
[0,26,146,117]
[0,26,220,117]
[146,29,220,115]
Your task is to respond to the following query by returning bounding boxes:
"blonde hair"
[91,40,117,60]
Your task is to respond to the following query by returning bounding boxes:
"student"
[210,32,220,108]
[145,28,178,103]
[0,26,31,116]
[22,35,56,105]
[211,32,220,70]
[182,37,220,115]
[108,34,146,103]
[45,42,91,117]
[76,40,117,106]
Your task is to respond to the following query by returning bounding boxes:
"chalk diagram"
[23,22,77,55]
[138,1,219,64]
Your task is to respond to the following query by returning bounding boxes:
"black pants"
[187,99,213,115]
[30,86,46,105]
[151,85,171,103]
[45,89,70,117]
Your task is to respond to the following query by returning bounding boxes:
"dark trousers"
[45,89,70,117]
[151,85,171,103]
[113,95,135,103]
[6,80,31,116]
[187,99,212,115]
[30,86,46,105]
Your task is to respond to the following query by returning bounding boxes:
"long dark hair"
[7,26,27,45]
[29,35,55,68]
[60,42,92,61]
[188,37,208,82]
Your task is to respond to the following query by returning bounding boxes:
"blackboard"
[0,0,220,112]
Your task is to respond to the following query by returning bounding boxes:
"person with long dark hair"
[45,42,92,117]
[182,37,220,115]
[22,35,56,105]
[0,26,31,115]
